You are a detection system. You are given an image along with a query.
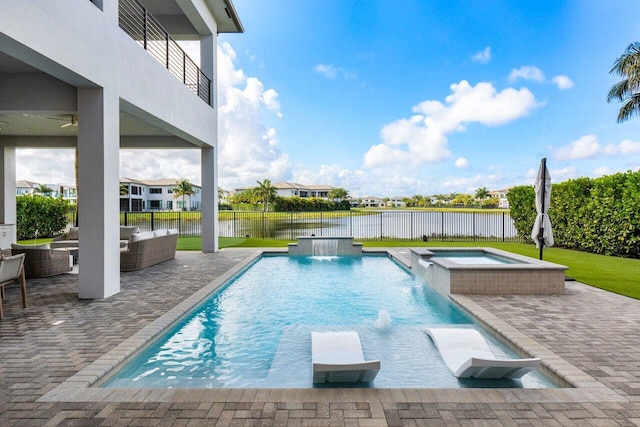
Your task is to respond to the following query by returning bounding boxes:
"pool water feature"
[102,254,556,389]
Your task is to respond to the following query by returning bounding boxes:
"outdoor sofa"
[120,228,178,272]
[51,226,139,249]
[10,243,71,278]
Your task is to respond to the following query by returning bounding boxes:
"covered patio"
[0,249,639,425]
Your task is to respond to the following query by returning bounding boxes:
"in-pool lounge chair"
[311,331,380,383]
[424,327,541,379]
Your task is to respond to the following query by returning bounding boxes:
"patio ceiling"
[0,52,172,138]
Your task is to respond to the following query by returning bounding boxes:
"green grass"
[18,236,640,300]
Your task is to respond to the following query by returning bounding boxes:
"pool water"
[431,250,522,265]
[103,255,555,389]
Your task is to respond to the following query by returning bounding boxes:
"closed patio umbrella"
[531,158,554,260]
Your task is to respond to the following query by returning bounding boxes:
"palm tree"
[119,184,129,196]
[35,183,53,196]
[328,187,348,201]
[173,178,196,211]
[253,179,277,212]
[475,187,490,201]
[608,42,640,123]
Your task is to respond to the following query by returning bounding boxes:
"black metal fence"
[112,210,524,242]
[118,0,212,105]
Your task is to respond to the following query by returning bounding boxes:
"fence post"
[178,211,182,235]
[380,212,383,240]
[502,212,505,242]
[441,211,445,241]
[410,211,414,240]
[290,212,294,240]
[320,211,323,237]
[150,211,154,231]
[124,211,128,227]
[349,210,353,237]
[473,212,476,242]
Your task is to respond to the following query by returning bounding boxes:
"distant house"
[489,188,511,209]
[234,182,336,200]
[120,178,202,212]
[16,180,77,204]
[388,196,405,208]
[361,196,384,208]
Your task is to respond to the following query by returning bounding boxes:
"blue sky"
[17,1,640,197]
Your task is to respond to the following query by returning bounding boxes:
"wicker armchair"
[11,244,71,279]
[0,253,27,319]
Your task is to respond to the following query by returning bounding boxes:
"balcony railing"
[118,0,212,105]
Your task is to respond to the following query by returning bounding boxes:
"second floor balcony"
[118,0,212,105]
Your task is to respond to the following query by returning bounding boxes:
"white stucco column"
[200,34,215,107]
[0,147,17,242]
[201,146,217,252]
[77,87,120,299]
[200,33,218,252]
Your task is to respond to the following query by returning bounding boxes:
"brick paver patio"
[1,248,639,426]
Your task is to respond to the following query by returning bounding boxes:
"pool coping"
[37,248,623,405]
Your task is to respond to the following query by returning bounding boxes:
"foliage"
[119,184,129,196]
[328,187,349,201]
[272,196,350,212]
[608,42,640,123]
[173,178,195,210]
[254,179,277,212]
[475,187,489,201]
[507,170,640,257]
[35,183,53,195]
[16,194,69,239]
[506,186,536,243]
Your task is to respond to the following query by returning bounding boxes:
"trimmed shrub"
[16,195,69,240]
[272,196,350,212]
[507,170,640,257]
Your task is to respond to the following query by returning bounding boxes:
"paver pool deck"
[1,248,639,426]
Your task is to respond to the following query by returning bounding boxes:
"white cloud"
[16,149,75,184]
[617,139,640,155]
[593,166,611,176]
[553,136,640,161]
[455,157,469,168]
[215,43,292,189]
[554,134,600,160]
[551,75,574,90]
[363,80,541,168]
[550,166,578,181]
[509,66,545,83]
[313,64,357,80]
[471,47,491,64]
[314,64,338,79]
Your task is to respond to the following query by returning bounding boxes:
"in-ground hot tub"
[410,247,568,296]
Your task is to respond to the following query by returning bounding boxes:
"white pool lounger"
[311,331,380,383]
[424,327,541,379]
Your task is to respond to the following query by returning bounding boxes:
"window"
[131,186,140,195]
[149,188,162,194]
[149,200,162,210]
[166,200,172,210]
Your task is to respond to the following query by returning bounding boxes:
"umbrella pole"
[538,158,547,260]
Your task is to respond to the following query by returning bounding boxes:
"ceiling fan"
[46,114,78,128]
[60,114,77,128]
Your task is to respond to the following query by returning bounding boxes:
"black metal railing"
[89,210,524,242]
[118,0,212,105]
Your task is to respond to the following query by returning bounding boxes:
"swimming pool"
[102,254,556,389]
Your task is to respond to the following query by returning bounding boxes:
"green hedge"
[507,170,640,257]
[16,195,69,240]
[272,196,350,212]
